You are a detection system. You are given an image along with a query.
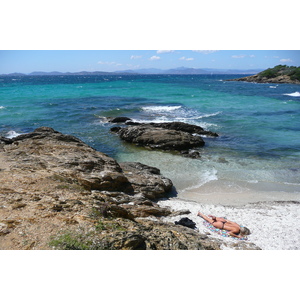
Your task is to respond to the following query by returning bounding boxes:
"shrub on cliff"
[259,65,300,80]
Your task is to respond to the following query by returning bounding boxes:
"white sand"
[158,198,300,250]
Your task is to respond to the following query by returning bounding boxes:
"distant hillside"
[229,65,300,84]
[0,67,264,76]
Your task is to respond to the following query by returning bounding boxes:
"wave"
[181,168,218,192]
[6,130,22,138]
[0,106,5,109]
[283,91,300,97]
[141,105,182,112]
[194,111,222,119]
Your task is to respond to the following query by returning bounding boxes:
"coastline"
[1,127,260,250]
[227,73,300,85]
[117,144,300,250]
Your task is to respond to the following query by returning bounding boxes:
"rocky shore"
[227,65,300,84]
[228,74,300,84]
[0,127,259,250]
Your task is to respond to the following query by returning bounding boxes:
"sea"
[1,74,300,250]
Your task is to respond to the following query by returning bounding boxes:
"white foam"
[181,168,218,192]
[141,105,182,112]
[6,130,22,138]
[283,91,300,97]
[194,111,222,119]
[0,106,5,109]
[158,198,300,250]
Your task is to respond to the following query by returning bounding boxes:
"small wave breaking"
[181,168,218,192]
[283,91,300,97]
[141,105,182,112]
[6,130,22,138]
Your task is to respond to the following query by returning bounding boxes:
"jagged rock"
[0,127,172,199]
[121,204,172,218]
[119,162,173,199]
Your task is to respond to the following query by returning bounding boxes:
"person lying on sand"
[197,212,251,238]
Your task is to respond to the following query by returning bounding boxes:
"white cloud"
[126,64,140,69]
[156,50,175,54]
[192,50,219,54]
[280,58,293,62]
[149,56,160,60]
[179,56,194,61]
[98,61,121,66]
[231,55,247,59]
[130,55,142,60]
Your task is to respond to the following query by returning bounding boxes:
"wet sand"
[177,179,300,206]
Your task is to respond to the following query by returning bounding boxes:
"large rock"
[149,121,218,137]
[119,162,173,199]
[112,124,205,151]
[0,127,172,199]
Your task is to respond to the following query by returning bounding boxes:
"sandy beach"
[158,181,300,250]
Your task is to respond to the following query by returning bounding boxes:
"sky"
[0,50,299,74]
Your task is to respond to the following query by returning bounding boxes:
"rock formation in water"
[110,120,218,158]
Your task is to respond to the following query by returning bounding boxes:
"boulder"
[111,121,218,153]
[113,124,205,151]
[119,162,173,199]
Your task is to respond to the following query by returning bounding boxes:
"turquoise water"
[1,75,300,200]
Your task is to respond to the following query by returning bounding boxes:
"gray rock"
[119,162,173,199]
[114,125,205,150]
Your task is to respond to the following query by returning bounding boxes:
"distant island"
[0,67,263,76]
[228,65,300,84]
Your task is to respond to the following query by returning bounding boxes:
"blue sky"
[0,50,299,74]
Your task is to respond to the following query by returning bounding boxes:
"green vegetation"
[49,232,95,250]
[49,208,127,250]
[259,65,300,81]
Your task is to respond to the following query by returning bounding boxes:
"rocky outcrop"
[228,74,300,84]
[111,121,218,153]
[228,65,300,84]
[0,127,259,250]
[0,127,172,199]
